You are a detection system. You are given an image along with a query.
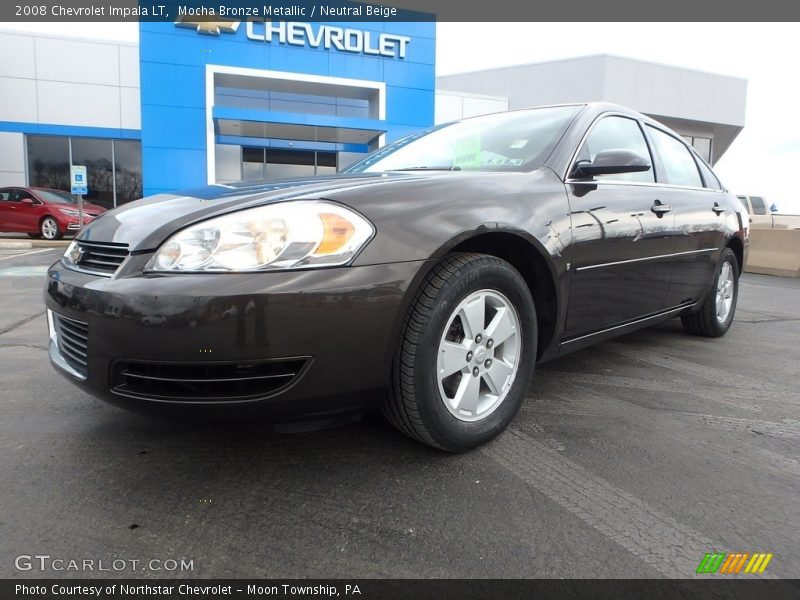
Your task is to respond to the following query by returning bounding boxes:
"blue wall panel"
[139,20,435,195]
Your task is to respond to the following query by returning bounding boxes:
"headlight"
[145,201,374,272]
[59,208,80,217]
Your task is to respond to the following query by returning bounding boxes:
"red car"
[0,187,107,240]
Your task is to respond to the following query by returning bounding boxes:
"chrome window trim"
[565,178,726,193]
[574,248,717,273]
[563,112,726,193]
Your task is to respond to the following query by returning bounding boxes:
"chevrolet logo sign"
[175,16,241,36]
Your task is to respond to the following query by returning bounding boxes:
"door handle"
[712,203,726,215]
[650,200,672,217]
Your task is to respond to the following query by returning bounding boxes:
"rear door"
[0,188,22,232]
[644,126,725,306]
[564,115,674,337]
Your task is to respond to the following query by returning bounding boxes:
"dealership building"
[0,23,746,209]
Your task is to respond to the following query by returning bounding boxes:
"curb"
[0,241,33,250]
[0,239,70,249]
[30,240,71,248]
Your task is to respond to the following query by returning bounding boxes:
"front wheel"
[40,216,62,240]
[681,247,739,337]
[383,253,537,452]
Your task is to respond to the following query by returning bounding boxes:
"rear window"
[646,126,703,187]
[695,157,722,191]
[737,196,749,212]
[750,196,767,215]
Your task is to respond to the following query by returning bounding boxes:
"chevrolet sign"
[175,18,411,59]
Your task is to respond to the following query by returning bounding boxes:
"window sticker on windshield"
[510,139,528,149]
[452,136,481,169]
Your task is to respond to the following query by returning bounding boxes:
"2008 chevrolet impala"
[45,103,748,451]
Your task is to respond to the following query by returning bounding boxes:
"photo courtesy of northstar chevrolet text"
[0,0,798,595]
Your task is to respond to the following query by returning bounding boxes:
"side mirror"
[20,197,34,205]
[571,149,651,179]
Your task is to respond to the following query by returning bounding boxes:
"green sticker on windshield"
[453,136,481,169]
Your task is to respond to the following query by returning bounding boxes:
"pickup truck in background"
[737,195,800,230]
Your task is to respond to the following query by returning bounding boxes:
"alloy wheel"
[716,261,734,323]
[436,289,522,422]
[41,218,58,240]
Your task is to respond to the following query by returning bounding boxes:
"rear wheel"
[681,247,739,337]
[383,253,537,452]
[40,216,62,240]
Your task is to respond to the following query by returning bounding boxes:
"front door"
[564,115,674,338]
[14,189,44,233]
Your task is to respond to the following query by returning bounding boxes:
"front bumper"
[44,258,430,419]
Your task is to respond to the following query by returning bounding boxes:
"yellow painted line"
[748,554,766,573]
[759,553,773,573]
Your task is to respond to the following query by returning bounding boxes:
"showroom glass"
[646,126,703,187]
[575,116,654,183]
[26,136,70,192]
[345,106,581,173]
[71,138,114,208]
[113,140,143,206]
[242,147,337,180]
[26,135,142,207]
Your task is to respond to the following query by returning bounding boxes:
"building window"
[681,135,713,163]
[71,138,114,208]
[26,136,70,192]
[113,140,143,205]
[240,147,337,181]
[26,135,142,208]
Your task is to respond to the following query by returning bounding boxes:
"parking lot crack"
[0,313,43,336]
[481,427,744,578]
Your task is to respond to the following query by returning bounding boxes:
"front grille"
[53,314,88,377]
[111,358,310,402]
[72,240,130,275]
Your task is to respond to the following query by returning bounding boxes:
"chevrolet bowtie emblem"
[175,17,241,36]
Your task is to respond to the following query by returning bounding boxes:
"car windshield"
[344,105,581,174]
[35,190,77,204]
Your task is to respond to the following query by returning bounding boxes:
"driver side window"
[577,116,654,183]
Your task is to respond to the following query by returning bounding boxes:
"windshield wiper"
[388,165,462,172]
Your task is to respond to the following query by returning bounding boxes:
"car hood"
[51,202,106,214]
[76,172,466,251]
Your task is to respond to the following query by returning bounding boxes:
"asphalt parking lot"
[0,247,798,579]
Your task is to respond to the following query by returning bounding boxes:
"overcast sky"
[3,21,798,212]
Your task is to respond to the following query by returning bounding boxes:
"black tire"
[383,253,537,452]
[40,216,63,240]
[681,247,739,337]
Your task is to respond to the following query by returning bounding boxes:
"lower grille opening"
[53,313,88,377]
[110,358,310,401]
